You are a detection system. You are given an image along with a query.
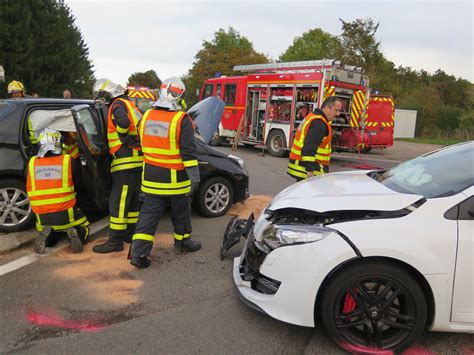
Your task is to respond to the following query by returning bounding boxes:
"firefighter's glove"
[120,134,140,149]
[185,166,200,197]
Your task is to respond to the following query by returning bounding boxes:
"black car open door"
[71,104,111,210]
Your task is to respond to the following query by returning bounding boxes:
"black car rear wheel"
[320,261,427,353]
[195,176,234,218]
[0,179,35,233]
[210,130,226,146]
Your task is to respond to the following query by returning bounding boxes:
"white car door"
[451,187,474,324]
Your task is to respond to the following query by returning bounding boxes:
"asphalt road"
[0,145,472,354]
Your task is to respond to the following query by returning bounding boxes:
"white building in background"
[394,109,417,138]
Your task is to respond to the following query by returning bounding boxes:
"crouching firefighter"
[92,78,144,253]
[130,77,201,269]
[26,129,90,254]
[287,96,343,181]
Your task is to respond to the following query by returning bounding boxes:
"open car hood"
[270,170,423,213]
[187,97,224,144]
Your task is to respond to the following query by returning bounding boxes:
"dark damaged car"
[0,97,249,233]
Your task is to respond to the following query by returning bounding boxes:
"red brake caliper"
[342,292,357,314]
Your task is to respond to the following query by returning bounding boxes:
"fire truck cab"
[200,60,394,156]
[127,86,157,113]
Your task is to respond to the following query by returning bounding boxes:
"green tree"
[338,18,383,68]
[127,70,161,89]
[0,0,94,98]
[435,105,462,137]
[279,28,341,62]
[183,27,269,105]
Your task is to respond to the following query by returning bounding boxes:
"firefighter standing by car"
[287,96,343,181]
[92,79,144,253]
[26,128,90,254]
[129,77,201,269]
[7,80,39,146]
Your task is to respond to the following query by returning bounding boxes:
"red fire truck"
[127,86,157,113]
[199,60,394,156]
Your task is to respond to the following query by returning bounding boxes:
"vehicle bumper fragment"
[220,213,254,260]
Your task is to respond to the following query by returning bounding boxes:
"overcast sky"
[66,0,473,86]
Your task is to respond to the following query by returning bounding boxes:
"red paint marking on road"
[340,343,393,354]
[340,343,436,354]
[403,347,436,355]
[26,310,104,332]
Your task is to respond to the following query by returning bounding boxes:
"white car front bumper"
[232,233,358,327]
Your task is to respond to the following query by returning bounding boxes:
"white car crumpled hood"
[270,170,423,213]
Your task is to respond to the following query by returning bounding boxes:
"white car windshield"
[377,141,474,198]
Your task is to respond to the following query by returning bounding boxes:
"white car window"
[379,142,474,198]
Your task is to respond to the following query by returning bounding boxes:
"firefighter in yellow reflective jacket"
[26,129,90,254]
[288,96,343,181]
[130,77,201,269]
[92,79,144,253]
[62,132,80,159]
[7,80,38,145]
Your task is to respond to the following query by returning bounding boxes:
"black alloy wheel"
[321,261,427,353]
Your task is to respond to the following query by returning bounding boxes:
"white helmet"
[93,78,126,103]
[153,77,185,110]
[38,128,63,158]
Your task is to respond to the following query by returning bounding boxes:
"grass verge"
[396,138,464,145]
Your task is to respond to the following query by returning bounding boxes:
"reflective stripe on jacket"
[26,154,76,214]
[107,98,142,154]
[288,114,332,179]
[138,109,198,196]
[107,98,144,173]
[62,143,79,159]
[140,110,190,170]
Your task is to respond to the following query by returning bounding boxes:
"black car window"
[378,142,474,198]
[458,196,474,220]
[74,107,107,154]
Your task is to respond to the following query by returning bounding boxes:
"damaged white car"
[224,141,473,353]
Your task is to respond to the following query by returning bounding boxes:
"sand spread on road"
[227,195,272,218]
[53,233,174,305]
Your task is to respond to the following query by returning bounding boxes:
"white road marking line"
[0,254,39,277]
[0,216,109,277]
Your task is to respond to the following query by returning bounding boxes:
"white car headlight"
[262,224,335,250]
[228,154,246,170]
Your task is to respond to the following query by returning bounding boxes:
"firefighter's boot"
[33,226,53,254]
[92,239,124,253]
[67,227,84,254]
[174,238,201,254]
[130,256,151,269]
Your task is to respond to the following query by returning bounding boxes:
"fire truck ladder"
[233,60,366,74]
[233,59,340,73]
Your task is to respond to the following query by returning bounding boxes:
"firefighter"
[92,79,144,253]
[287,96,343,181]
[62,131,80,160]
[7,80,25,99]
[26,128,90,254]
[130,77,201,269]
[8,80,38,145]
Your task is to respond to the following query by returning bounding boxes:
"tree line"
[1,1,471,138]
